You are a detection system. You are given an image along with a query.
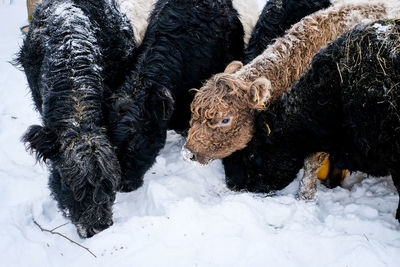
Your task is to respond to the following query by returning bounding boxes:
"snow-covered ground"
[1,1,400,266]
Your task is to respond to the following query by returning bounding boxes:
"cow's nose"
[182,145,197,162]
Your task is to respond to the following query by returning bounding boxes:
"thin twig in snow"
[50,222,69,232]
[33,219,97,258]
[363,233,369,242]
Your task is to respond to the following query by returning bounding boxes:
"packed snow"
[1,1,400,266]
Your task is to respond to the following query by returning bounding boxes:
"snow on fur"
[1,1,400,267]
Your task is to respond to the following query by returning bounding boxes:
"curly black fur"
[18,0,136,237]
[18,0,244,237]
[243,0,331,64]
[107,0,244,192]
[227,19,400,221]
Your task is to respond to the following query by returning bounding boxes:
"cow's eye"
[218,117,232,126]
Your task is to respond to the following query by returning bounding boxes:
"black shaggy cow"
[228,19,400,221]
[243,0,331,64]
[18,0,244,237]
[18,0,137,238]
[107,0,244,192]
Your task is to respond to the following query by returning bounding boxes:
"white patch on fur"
[373,23,392,33]
[116,0,156,45]
[373,22,393,43]
[232,0,267,46]
[372,21,398,60]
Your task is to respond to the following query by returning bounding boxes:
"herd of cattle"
[17,0,400,238]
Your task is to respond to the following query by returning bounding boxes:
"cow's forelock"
[186,74,255,163]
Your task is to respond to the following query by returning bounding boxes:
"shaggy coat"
[18,0,137,238]
[228,19,400,220]
[107,0,244,193]
[19,0,246,237]
[19,0,268,237]
[186,0,393,162]
[115,0,156,45]
[184,0,400,191]
[243,0,331,64]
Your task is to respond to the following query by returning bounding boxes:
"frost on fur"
[185,0,398,195]
[19,0,136,238]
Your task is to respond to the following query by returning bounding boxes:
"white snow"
[1,1,400,267]
[373,23,392,33]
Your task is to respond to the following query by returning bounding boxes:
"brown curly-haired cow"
[183,0,400,199]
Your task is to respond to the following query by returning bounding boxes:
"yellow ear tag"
[317,157,330,180]
[341,169,348,180]
[265,122,271,136]
[253,96,258,102]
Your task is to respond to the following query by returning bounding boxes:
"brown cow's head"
[182,61,272,165]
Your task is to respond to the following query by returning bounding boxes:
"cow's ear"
[248,78,271,110]
[22,125,60,162]
[224,61,243,74]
